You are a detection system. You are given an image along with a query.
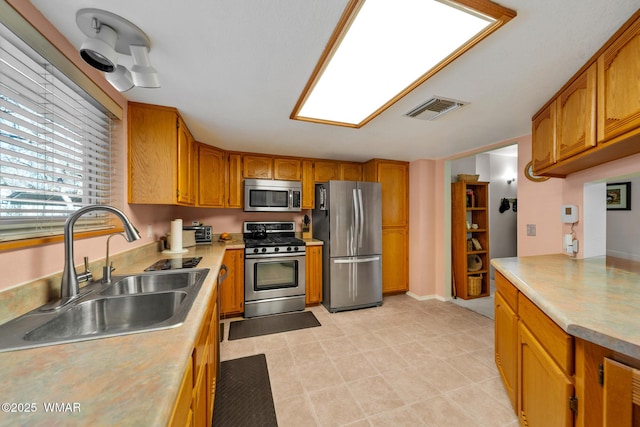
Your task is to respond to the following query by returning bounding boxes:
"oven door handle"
[245,252,304,260]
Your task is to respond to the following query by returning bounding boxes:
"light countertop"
[0,243,227,427]
[492,254,640,359]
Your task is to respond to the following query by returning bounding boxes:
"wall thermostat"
[561,205,578,223]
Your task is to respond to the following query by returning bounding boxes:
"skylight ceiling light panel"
[292,0,516,128]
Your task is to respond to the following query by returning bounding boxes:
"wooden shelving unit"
[451,181,490,299]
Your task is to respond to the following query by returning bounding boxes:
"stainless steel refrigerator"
[312,181,383,312]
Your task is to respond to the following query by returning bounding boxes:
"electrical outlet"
[527,224,536,236]
[147,224,153,238]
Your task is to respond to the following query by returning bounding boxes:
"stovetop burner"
[144,257,202,271]
[243,221,306,254]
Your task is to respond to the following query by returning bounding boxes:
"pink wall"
[408,159,448,298]
[516,137,564,256]
[171,207,307,235]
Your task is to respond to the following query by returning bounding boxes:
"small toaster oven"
[183,225,213,244]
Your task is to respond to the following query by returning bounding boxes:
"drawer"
[519,294,574,375]
[495,271,518,311]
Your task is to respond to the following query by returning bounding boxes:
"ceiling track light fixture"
[76,8,160,91]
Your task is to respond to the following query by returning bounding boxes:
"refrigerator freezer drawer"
[326,255,382,312]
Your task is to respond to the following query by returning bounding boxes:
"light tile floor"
[220,295,518,427]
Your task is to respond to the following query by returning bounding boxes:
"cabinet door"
[557,64,597,161]
[495,292,518,412]
[340,162,363,181]
[314,160,340,182]
[301,160,315,209]
[519,323,574,427]
[198,144,225,207]
[128,103,178,204]
[227,153,243,208]
[532,101,557,173]
[192,343,209,427]
[602,357,640,427]
[177,117,195,205]
[305,246,323,305]
[220,249,244,316]
[208,296,218,420]
[381,227,408,294]
[274,158,301,181]
[377,162,408,227]
[243,155,273,179]
[597,17,640,143]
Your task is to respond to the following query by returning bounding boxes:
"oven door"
[244,254,305,302]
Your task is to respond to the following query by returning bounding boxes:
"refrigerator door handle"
[357,188,364,248]
[333,256,380,264]
[352,188,359,256]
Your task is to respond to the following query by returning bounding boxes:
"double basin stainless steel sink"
[0,268,209,353]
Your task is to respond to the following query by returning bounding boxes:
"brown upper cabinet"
[557,64,597,162]
[301,160,315,209]
[531,102,557,173]
[274,158,301,181]
[243,154,273,179]
[128,102,196,205]
[597,16,640,144]
[532,10,640,177]
[197,143,225,208]
[340,162,363,181]
[227,153,243,208]
[314,160,340,182]
[128,102,408,211]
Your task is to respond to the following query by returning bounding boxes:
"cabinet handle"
[218,264,228,285]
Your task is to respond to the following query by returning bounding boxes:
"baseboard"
[406,291,451,302]
[606,250,640,262]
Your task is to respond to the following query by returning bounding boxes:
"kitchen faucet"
[102,232,125,284]
[59,205,140,305]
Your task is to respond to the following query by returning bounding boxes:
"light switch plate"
[527,224,536,236]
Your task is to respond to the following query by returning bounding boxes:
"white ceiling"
[30,0,640,162]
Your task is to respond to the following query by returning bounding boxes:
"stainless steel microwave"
[244,179,302,212]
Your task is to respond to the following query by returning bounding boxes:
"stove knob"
[294,247,299,252]
[274,247,280,252]
[253,248,259,254]
[261,247,267,253]
[287,247,292,252]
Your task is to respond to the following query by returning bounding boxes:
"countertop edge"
[492,255,640,360]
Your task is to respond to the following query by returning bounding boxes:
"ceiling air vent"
[404,97,467,121]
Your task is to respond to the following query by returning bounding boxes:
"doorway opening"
[449,143,518,318]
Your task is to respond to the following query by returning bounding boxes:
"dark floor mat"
[212,354,277,427]
[228,311,321,341]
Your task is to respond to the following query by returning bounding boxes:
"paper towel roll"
[163,219,188,254]
[171,219,182,251]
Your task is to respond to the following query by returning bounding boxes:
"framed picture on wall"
[606,182,631,210]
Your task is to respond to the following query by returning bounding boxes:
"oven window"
[249,189,289,208]
[254,260,298,290]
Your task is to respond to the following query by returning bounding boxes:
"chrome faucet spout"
[61,205,141,300]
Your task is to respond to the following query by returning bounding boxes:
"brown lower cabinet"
[220,249,244,317]
[170,286,218,427]
[496,271,640,427]
[495,271,574,426]
[305,245,322,305]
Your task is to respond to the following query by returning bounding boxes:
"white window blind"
[0,22,115,242]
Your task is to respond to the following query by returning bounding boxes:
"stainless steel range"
[243,221,306,318]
